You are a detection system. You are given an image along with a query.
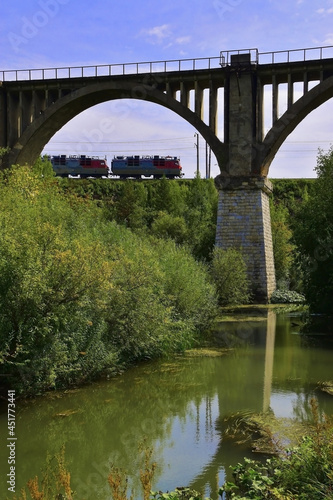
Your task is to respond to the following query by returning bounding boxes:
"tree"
[114,181,148,229]
[270,200,294,287]
[293,147,333,312]
[184,175,218,260]
[150,211,188,245]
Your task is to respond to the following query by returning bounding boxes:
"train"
[50,155,109,178]
[111,155,182,179]
[49,155,182,179]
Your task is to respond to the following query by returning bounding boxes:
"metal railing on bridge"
[219,45,333,66]
[0,56,222,82]
[1,45,333,82]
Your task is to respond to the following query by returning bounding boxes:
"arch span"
[256,75,333,176]
[6,80,227,168]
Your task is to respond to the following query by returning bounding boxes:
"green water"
[1,308,333,499]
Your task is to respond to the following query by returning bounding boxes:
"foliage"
[270,289,306,304]
[151,211,188,245]
[210,248,250,306]
[220,399,333,500]
[13,445,74,500]
[270,201,295,286]
[293,147,333,312]
[105,236,217,362]
[0,147,10,158]
[32,155,56,178]
[151,488,202,500]
[0,166,114,394]
[270,178,315,217]
[60,175,218,261]
[0,166,217,396]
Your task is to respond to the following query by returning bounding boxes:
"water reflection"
[0,308,332,499]
[263,310,276,412]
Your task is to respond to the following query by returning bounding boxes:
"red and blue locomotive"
[111,155,182,179]
[50,155,109,178]
[50,154,182,179]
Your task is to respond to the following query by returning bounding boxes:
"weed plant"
[220,399,333,499]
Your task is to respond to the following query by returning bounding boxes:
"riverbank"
[1,306,333,499]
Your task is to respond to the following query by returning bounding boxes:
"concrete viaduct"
[1,46,333,301]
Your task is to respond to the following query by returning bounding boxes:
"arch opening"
[44,100,221,178]
[257,76,333,177]
[7,81,225,178]
[269,98,333,178]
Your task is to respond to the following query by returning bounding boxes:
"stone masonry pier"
[215,175,275,302]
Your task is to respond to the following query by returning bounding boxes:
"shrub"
[0,166,217,395]
[150,211,188,245]
[220,399,333,500]
[270,289,306,304]
[210,248,250,306]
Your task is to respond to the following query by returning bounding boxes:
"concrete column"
[20,91,32,132]
[7,92,20,147]
[288,73,293,109]
[272,74,278,124]
[166,82,177,100]
[0,89,7,148]
[194,81,203,120]
[32,90,46,119]
[209,82,218,135]
[180,81,189,108]
[215,175,276,302]
[257,75,264,142]
[225,58,258,175]
[303,72,309,94]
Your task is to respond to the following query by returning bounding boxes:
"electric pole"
[194,133,199,176]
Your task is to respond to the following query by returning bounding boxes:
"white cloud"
[175,36,191,45]
[140,24,172,44]
[323,33,333,44]
[316,6,333,14]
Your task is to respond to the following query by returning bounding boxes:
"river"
[1,306,333,499]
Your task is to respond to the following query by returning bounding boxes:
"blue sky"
[1,0,333,177]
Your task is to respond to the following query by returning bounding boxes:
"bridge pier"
[215,53,276,302]
[215,175,276,303]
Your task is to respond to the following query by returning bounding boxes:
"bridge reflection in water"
[187,309,277,496]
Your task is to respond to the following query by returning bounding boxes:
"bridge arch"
[257,75,333,176]
[6,80,226,168]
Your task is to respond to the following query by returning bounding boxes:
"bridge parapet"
[1,44,333,82]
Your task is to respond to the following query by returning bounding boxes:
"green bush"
[0,166,217,396]
[220,400,333,500]
[270,289,306,304]
[150,211,188,245]
[210,248,250,306]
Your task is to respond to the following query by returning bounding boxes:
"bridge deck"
[1,45,333,82]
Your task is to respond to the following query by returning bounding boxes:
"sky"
[1,0,333,178]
